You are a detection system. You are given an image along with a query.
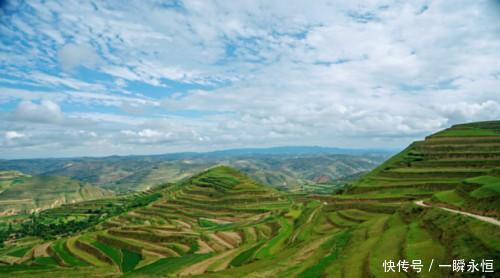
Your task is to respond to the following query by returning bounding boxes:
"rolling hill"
[0,171,113,216]
[0,166,296,276]
[0,121,498,277]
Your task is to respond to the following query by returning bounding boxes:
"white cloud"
[138,129,163,138]
[5,131,25,140]
[436,100,500,123]
[12,100,63,124]
[58,43,101,71]
[120,128,175,144]
[121,129,164,138]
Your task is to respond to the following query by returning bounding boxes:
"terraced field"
[0,167,294,275]
[351,121,500,214]
[0,121,499,276]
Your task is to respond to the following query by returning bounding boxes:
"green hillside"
[0,171,113,216]
[0,166,296,276]
[350,121,500,217]
[0,122,498,277]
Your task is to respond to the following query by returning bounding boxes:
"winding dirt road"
[414,200,500,226]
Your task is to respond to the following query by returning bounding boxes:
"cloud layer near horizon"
[1,0,500,158]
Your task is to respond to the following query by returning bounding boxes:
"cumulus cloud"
[5,131,25,140]
[121,128,182,144]
[12,100,63,124]
[435,100,500,124]
[58,43,101,71]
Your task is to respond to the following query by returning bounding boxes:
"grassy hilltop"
[0,121,498,277]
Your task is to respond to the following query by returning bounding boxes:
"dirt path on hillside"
[414,200,500,226]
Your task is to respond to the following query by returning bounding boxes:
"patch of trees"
[0,224,13,247]
[3,191,163,241]
[17,214,101,239]
[128,192,162,209]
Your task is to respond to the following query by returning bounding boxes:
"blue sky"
[1,0,500,158]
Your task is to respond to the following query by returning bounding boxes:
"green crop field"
[92,240,122,266]
[51,239,88,267]
[0,121,498,277]
[120,249,141,272]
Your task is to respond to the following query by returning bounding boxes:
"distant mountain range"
[0,146,393,192]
